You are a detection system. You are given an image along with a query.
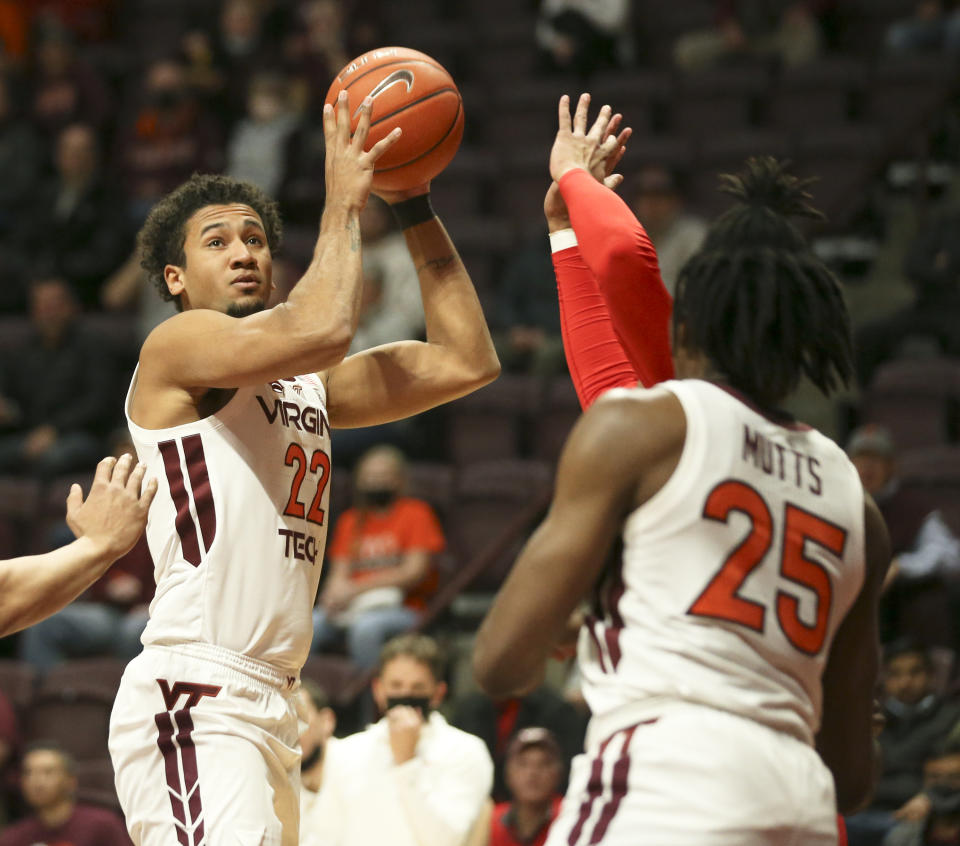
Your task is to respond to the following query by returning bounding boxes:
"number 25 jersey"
[125,370,332,673]
[579,379,866,745]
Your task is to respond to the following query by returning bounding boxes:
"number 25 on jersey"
[687,479,847,656]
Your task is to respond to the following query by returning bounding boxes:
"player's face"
[505,747,561,804]
[372,655,446,713]
[21,750,75,810]
[166,204,274,314]
[884,653,931,706]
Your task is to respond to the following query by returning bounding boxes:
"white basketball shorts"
[547,703,838,846]
[109,643,302,846]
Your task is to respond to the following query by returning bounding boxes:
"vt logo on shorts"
[154,680,222,846]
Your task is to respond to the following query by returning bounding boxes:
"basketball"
[324,46,464,192]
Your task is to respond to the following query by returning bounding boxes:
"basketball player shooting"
[108,91,499,846]
[474,95,891,845]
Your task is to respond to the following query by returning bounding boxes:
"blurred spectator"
[18,427,154,672]
[535,0,632,77]
[0,690,18,827]
[490,728,564,846]
[856,207,960,388]
[0,277,111,480]
[226,71,300,198]
[26,18,109,139]
[277,104,326,224]
[15,123,129,308]
[116,57,223,223]
[887,1,960,55]
[30,2,117,45]
[100,250,178,341]
[884,739,960,846]
[312,445,444,669]
[630,165,708,296]
[285,0,350,113]
[312,634,493,846]
[348,197,424,354]
[299,680,338,846]
[847,424,960,646]
[0,71,40,311]
[0,742,129,846]
[452,685,587,802]
[181,0,289,125]
[673,1,828,71]
[493,230,566,381]
[846,640,960,846]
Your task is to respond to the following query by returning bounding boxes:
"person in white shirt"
[314,634,493,846]
[298,680,337,846]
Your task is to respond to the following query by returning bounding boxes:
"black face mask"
[358,488,397,509]
[301,743,323,772]
[385,695,432,717]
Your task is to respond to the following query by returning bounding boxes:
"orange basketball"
[325,46,464,192]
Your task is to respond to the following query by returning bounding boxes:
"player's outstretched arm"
[473,388,685,697]
[816,494,891,814]
[551,94,674,388]
[0,455,157,637]
[323,188,499,429]
[139,93,403,392]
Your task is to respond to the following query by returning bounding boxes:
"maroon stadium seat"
[445,375,539,465]
[0,660,37,716]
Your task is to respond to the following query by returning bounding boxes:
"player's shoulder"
[574,384,686,461]
[141,308,233,359]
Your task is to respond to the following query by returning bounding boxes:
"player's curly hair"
[137,173,283,310]
[673,156,853,408]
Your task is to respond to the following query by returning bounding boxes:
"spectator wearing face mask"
[310,446,445,669]
[846,640,960,846]
[309,634,493,846]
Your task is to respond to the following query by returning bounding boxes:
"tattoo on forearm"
[417,255,455,274]
[347,218,361,253]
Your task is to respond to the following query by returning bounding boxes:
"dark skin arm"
[815,493,892,814]
[473,388,685,697]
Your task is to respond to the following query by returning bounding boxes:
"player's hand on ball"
[323,90,402,211]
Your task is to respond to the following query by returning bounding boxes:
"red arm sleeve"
[552,244,638,409]
[558,168,675,387]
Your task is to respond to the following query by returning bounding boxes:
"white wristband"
[549,228,578,253]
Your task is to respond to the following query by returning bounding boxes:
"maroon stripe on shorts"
[175,709,203,828]
[567,734,615,846]
[181,434,216,553]
[155,711,190,846]
[583,615,608,673]
[587,724,638,844]
[159,439,202,566]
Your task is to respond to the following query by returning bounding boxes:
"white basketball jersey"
[125,370,332,672]
[579,379,866,745]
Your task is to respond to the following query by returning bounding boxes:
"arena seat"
[530,377,582,462]
[40,658,127,699]
[861,357,960,450]
[405,462,457,517]
[25,689,114,761]
[671,65,771,134]
[767,58,868,130]
[74,758,122,813]
[0,660,37,716]
[445,375,539,465]
[301,655,364,706]
[447,459,553,590]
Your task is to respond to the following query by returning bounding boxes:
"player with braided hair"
[475,96,890,845]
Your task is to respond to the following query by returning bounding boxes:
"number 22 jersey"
[579,379,866,746]
[125,369,332,673]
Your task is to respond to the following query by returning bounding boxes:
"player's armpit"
[816,494,891,814]
[140,304,353,391]
[473,389,685,698]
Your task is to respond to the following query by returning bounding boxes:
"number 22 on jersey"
[687,479,847,656]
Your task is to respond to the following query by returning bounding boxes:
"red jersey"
[328,497,446,610]
[0,804,131,846]
[490,797,562,846]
